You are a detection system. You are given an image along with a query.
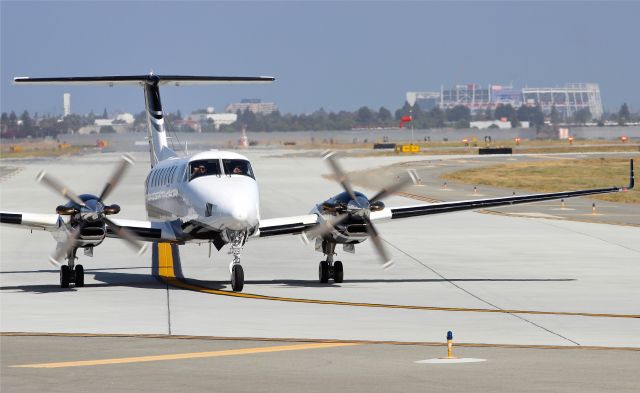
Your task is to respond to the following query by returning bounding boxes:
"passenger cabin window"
[222,159,255,179]
[189,160,221,181]
[176,163,187,183]
[169,167,175,184]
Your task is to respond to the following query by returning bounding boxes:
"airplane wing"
[105,218,178,243]
[256,214,319,238]
[371,159,634,222]
[0,212,177,243]
[0,211,64,231]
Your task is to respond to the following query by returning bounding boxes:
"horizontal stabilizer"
[13,74,275,86]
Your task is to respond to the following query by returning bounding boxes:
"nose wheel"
[228,232,246,292]
[231,265,244,292]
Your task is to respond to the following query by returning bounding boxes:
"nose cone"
[190,175,259,231]
[219,197,258,231]
[231,207,248,222]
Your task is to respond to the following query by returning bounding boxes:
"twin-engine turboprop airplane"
[0,73,634,292]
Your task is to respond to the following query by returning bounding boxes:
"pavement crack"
[383,238,581,346]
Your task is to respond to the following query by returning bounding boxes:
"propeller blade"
[104,217,148,255]
[37,171,85,207]
[323,151,360,206]
[363,216,393,269]
[49,225,81,266]
[369,171,418,203]
[99,154,135,202]
[302,213,349,244]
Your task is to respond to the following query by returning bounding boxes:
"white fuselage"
[144,150,260,240]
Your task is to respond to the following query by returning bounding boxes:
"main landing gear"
[318,241,344,284]
[59,248,84,288]
[228,233,245,292]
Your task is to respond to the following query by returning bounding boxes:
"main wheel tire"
[333,261,344,283]
[75,265,84,287]
[60,265,70,288]
[231,265,244,292]
[318,261,329,283]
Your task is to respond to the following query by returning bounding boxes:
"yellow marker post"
[592,203,597,215]
[446,331,454,359]
[561,199,565,209]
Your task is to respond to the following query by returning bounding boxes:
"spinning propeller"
[37,154,147,265]
[304,151,418,269]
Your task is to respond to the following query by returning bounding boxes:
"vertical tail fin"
[143,76,176,166]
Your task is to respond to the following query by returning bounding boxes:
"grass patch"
[442,157,639,204]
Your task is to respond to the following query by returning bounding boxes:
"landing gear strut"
[318,241,344,284]
[228,233,246,292]
[59,247,84,288]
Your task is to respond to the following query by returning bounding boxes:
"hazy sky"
[1,1,638,116]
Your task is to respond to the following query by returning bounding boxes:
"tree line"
[1,102,637,138]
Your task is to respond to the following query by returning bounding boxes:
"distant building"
[470,120,529,130]
[186,107,237,130]
[63,93,71,117]
[522,83,603,120]
[225,99,278,115]
[408,83,604,120]
[115,113,135,124]
[174,119,202,132]
[94,118,114,126]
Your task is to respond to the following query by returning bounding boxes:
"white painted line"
[506,212,564,219]
[415,358,487,364]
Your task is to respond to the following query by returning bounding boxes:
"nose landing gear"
[228,233,246,292]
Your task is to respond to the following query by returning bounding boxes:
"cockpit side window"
[222,159,255,179]
[189,160,221,181]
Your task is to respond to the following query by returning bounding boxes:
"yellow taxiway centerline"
[154,242,640,320]
[3,332,639,352]
[11,342,358,369]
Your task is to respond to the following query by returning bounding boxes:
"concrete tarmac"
[2,335,639,393]
[1,149,639,392]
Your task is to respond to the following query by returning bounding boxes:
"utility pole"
[410,105,414,144]
[406,92,417,145]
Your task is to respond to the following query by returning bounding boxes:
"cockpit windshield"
[222,159,255,179]
[189,160,221,181]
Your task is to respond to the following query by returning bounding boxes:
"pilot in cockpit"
[192,164,207,179]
